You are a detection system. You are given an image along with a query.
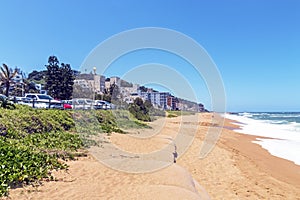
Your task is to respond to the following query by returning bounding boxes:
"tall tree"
[59,63,74,99]
[45,56,74,99]
[45,56,60,98]
[0,64,18,97]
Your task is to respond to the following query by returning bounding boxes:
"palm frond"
[0,64,9,79]
[0,65,7,77]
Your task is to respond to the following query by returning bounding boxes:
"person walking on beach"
[173,145,178,163]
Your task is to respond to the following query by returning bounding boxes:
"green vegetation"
[0,64,18,97]
[74,109,124,135]
[0,106,74,138]
[45,56,75,100]
[128,98,166,122]
[113,110,150,130]
[0,105,149,196]
[0,106,81,196]
[27,70,47,85]
[128,98,153,121]
[0,95,15,109]
[0,137,67,196]
[166,110,197,118]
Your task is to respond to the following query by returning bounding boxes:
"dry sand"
[6,113,300,199]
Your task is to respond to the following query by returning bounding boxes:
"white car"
[24,93,61,108]
[16,97,33,107]
[94,100,112,110]
[72,98,93,110]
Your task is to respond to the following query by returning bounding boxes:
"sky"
[0,0,299,112]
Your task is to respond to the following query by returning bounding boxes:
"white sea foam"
[225,113,300,165]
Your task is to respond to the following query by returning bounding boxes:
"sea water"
[225,112,300,165]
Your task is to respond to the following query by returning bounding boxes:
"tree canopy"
[45,56,74,100]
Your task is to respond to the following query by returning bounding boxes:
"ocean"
[225,112,300,165]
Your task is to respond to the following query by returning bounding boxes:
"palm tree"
[0,64,18,97]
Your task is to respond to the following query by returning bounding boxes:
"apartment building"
[74,74,106,94]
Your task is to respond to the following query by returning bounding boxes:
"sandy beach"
[6,113,300,200]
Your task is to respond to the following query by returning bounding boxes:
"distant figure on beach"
[173,145,178,163]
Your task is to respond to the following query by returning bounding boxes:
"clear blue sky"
[0,0,299,112]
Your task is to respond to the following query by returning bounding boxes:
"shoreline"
[222,117,300,186]
[6,113,300,199]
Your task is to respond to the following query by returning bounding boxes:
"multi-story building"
[120,83,140,102]
[110,76,120,86]
[137,88,174,110]
[100,75,106,93]
[159,92,170,110]
[93,75,106,94]
[74,79,92,89]
[74,74,106,94]
[105,78,111,91]
[167,95,179,110]
[138,91,161,107]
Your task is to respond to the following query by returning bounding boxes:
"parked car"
[94,100,112,110]
[72,98,93,110]
[25,93,55,101]
[15,97,33,107]
[61,100,73,109]
[62,102,72,109]
[49,102,64,109]
[24,93,61,108]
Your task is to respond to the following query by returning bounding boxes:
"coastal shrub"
[0,105,150,138]
[20,131,83,152]
[0,137,67,196]
[0,105,150,196]
[0,131,83,196]
[112,110,150,130]
[0,106,83,196]
[73,110,124,135]
[128,98,151,122]
[0,105,75,138]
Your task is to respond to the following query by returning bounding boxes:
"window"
[37,95,53,100]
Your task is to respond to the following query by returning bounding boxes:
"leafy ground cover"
[0,105,148,196]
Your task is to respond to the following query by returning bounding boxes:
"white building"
[137,89,170,109]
